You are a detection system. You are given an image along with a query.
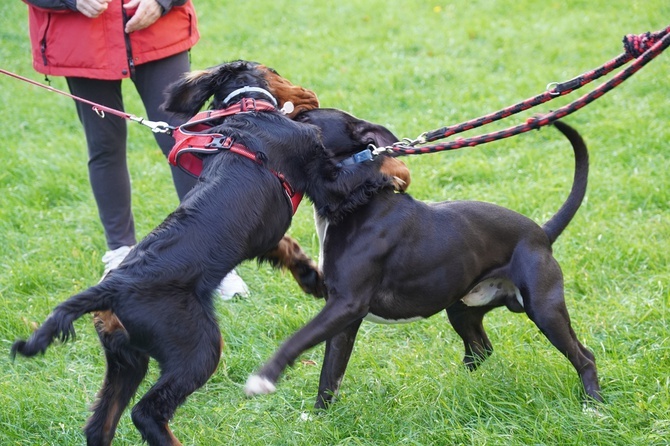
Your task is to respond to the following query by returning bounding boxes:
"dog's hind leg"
[516,252,602,402]
[85,346,149,445]
[446,302,495,371]
[84,311,149,446]
[130,322,222,446]
[315,319,363,409]
[528,302,602,402]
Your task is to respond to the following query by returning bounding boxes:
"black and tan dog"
[245,119,603,407]
[11,61,406,446]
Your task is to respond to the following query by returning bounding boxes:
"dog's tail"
[11,285,110,358]
[541,120,589,245]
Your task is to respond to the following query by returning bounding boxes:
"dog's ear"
[350,120,397,148]
[162,68,223,117]
[258,65,319,118]
[350,119,412,192]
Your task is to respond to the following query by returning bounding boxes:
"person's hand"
[76,0,112,18]
[124,0,163,33]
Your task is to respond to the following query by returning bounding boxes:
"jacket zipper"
[40,14,52,67]
[121,3,135,78]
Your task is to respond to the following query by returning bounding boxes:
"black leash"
[3,26,669,160]
[376,25,670,157]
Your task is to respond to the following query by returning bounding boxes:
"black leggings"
[67,52,196,250]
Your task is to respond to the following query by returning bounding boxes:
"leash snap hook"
[93,107,105,118]
[546,82,560,96]
[147,121,175,134]
[401,132,427,147]
[129,116,175,134]
[392,132,427,149]
[370,144,393,156]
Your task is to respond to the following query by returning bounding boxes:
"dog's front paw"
[244,375,276,397]
[295,264,326,298]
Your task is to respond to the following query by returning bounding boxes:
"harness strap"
[179,98,277,133]
[272,172,304,214]
[169,98,277,175]
[167,99,303,214]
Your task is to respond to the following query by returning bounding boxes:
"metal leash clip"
[370,144,394,156]
[397,132,427,147]
[378,132,429,154]
[128,116,175,134]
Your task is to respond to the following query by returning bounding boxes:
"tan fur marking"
[258,65,320,118]
[93,310,126,335]
[165,424,183,446]
[183,69,212,83]
[380,157,411,192]
[267,236,322,294]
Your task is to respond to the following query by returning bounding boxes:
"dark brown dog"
[11,61,399,446]
[244,119,603,407]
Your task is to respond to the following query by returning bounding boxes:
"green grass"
[1,0,669,444]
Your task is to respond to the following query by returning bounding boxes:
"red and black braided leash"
[387,25,670,156]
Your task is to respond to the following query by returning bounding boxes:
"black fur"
[246,120,603,407]
[11,60,393,446]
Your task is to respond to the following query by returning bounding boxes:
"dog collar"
[337,147,375,167]
[223,86,278,107]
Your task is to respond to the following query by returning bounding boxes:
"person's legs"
[132,51,197,200]
[66,77,136,251]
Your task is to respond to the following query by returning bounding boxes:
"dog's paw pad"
[244,375,276,396]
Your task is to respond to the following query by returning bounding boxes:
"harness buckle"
[240,98,258,113]
[207,136,234,150]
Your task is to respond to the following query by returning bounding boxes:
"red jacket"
[25,0,199,80]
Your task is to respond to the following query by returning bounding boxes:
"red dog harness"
[168,98,303,214]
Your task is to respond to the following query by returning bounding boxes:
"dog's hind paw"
[244,375,276,396]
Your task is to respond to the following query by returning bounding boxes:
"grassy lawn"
[1,1,668,444]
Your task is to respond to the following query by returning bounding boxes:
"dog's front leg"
[244,296,368,397]
[260,236,325,297]
[315,318,363,409]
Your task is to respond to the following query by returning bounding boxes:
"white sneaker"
[101,245,133,280]
[217,269,250,300]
